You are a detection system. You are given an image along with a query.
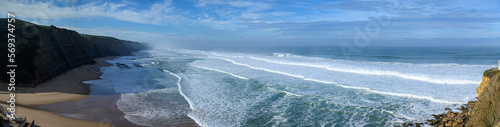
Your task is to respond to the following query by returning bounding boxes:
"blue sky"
[2,0,500,47]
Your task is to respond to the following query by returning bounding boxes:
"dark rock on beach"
[399,102,475,127]
[424,102,475,127]
[398,122,424,127]
[116,62,132,69]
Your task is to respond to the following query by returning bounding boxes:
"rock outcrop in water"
[0,19,148,84]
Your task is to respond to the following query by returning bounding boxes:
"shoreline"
[0,56,135,127]
[40,94,138,127]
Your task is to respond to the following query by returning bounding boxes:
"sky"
[1,0,500,48]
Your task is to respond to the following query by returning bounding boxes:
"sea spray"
[90,47,494,126]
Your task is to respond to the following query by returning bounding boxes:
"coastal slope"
[0,18,148,85]
[468,68,500,127]
[0,19,147,126]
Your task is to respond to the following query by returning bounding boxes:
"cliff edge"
[0,19,148,84]
[467,68,500,127]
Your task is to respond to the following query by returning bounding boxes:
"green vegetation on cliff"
[468,68,500,127]
[0,18,148,84]
[483,69,500,78]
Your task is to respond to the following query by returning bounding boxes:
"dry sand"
[40,94,138,127]
[0,103,112,127]
[0,56,122,127]
[0,56,117,105]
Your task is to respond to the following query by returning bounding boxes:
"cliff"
[477,68,500,97]
[418,68,500,127]
[467,68,500,127]
[0,19,148,84]
[81,35,148,57]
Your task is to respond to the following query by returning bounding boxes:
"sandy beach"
[0,56,137,127]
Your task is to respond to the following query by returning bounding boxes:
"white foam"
[162,69,209,127]
[211,53,244,58]
[117,93,154,127]
[267,87,303,97]
[273,53,302,58]
[212,56,461,104]
[123,49,481,126]
[269,52,492,68]
[249,57,480,85]
[191,65,249,80]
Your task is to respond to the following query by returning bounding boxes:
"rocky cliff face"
[477,75,491,97]
[477,68,500,97]
[419,68,500,127]
[32,25,97,84]
[0,19,147,84]
[467,68,500,127]
[81,35,148,57]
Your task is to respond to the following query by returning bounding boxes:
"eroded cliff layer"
[468,68,500,127]
[0,19,147,84]
[476,68,499,97]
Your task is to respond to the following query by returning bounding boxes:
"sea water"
[85,46,499,127]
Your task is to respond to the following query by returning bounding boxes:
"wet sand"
[0,56,136,127]
[0,56,199,127]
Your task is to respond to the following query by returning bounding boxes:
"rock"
[444,108,452,111]
[133,63,143,67]
[432,114,440,119]
[467,101,476,109]
[431,120,438,125]
[477,68,496,97]
[458,106,466,112]
[116,62,131,69]
[446,112,454,118]
[415,122,422,127]
[400,122,424,127]
[444,123,452,127]
[426,103,472,127]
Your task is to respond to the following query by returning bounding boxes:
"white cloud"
[61,26,165,42]
[240,12,261,19]
[3,0,498,44]
[268,12,295,17]
[195,0,271,19]
[196,0,225,7]
[226,1,270,11]
[1,0,185,25]
[59,26,208,46]
[2,0,248,30]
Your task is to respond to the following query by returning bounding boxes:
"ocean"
[84,46,498,127]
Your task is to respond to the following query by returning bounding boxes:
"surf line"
[162,69,208,127]
[192,64,304,97]
[191,65,249,80]
[249,57,479,85]
[211,56,461,105]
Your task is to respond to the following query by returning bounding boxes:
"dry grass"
[468,70,500,127]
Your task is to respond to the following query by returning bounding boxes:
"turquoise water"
[85,46,498,127]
